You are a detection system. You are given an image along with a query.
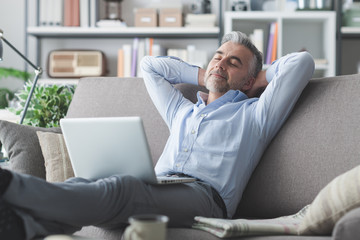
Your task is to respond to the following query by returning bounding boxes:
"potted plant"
[8,81,75,128]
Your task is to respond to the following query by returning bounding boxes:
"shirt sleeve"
[253,51,315,139]
[140,56,199,128]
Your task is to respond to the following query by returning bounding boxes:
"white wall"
[0,0,28,91]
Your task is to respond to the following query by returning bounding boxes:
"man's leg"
[2,169,223,239]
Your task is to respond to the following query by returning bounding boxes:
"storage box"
[343,8,360,27]
[135,8,158,27]
[159,8,182,27]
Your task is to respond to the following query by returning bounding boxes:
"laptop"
[60,117,196,184]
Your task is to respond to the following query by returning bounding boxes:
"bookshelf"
[27,26,220,38]
[224,11,336,77]
[26,0,223,80]
[339,26,360,75]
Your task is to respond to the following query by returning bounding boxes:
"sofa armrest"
[332,207,360,240]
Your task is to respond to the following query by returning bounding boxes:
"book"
[64,0,73,26]
[187,45,207,68]
[53,0,63,26]
[131,38,139,77]
[80,0,90,27]
[40,0,49,26]
[137,40,145,77]
[123,44,132,77]
[250,29,264,55]
[265,22,276,65]
[64,0,80,26]
[167,49,188,62]
[72,0,80,26]
[152,44,162,57]
[145,38,154,56]
[271,22,278,63]
[90,0,98,27]
[117,49,124,77]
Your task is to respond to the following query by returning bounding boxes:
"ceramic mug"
[124,214,169,240]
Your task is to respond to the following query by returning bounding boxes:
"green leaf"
[11,82,76,127]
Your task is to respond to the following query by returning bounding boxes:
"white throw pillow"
[298,165,360,235]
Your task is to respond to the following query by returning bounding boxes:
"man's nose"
[215,59,225,70]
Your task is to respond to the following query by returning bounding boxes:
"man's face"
[204,42,254,94]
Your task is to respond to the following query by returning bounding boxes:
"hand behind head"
[246,70,268,98]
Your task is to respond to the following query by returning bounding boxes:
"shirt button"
[176,164,180,167]
[184,148,188,152]
[191,130,196,134]
[200,114,205,117]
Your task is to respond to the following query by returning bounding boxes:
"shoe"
[0,167,12,197]
[0,201,25,240]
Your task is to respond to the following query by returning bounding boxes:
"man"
[0,31,314,239]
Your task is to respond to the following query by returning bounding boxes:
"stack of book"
[117,39,208,78]
[167,46,208,68]
[248,23,278,65]
[117,38,163,78]
[39,0,98,27]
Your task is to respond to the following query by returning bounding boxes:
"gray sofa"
[1,73,360,240]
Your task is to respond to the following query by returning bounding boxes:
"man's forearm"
[141,56,199,86]
[198,68,206,87]
[140,56,200,127]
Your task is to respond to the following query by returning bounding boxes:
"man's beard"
[204,71,229,93]
[205,78,229,93]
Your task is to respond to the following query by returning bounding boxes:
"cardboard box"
[159,8,182,27]
[135,8,158,27]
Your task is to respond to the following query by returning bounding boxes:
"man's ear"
[241,77,255,92]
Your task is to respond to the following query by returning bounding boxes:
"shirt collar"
[196,90,248,107]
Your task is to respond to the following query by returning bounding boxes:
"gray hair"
[221,31,263,79]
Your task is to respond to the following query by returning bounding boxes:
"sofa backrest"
[67,77,167,165]
[236,73,360,218]
[66,77,206,165]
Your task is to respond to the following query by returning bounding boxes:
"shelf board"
[38,78,79,85]
[225,10,335,20]
[27,26,220,38]
[341,26,360,37]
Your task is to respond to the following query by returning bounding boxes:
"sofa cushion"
[0,120,61,178]
[332,207,360,240]
[298,165,360,235]
[36,131,74,182]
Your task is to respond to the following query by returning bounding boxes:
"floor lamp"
[0,29,42,124]
[0,29,42,161]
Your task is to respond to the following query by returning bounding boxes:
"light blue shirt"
[140,52,314,218]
